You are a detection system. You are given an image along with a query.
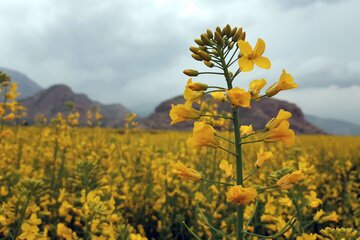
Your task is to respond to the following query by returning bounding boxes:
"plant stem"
[202,178,233,186]
[241,139,263,145]
[215,134,236,145]
[219,46,244,240]
[218,146,237,157]
[200,114,233,120]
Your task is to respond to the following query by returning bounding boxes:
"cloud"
[274,0,347,9]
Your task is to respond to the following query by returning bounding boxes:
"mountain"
[305,114,360,135]
[20,84,130,127]
[0,67,43,98]
[142,95,325,134]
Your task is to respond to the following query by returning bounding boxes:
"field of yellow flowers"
[0,123,359,239]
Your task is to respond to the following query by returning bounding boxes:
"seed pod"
[200,34,212,45]
[197,50,212,61]
[240,31,246,40]
[194,38,204,46]
[212,49,219,56]
[230,27,237,38]
[216,26,222,36]
[190,46,199,54]
[233,28,243,42]
[206,29,213,39]
[204,61,214,68]
[214,31,223,45]
[183,69,199,77]
[191,54,203,61]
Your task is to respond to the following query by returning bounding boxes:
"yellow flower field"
[0,125,359,239]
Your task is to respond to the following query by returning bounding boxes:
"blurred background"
[0,0,359,134]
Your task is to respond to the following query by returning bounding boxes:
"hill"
[142,95,325,134]
[0,67,43,98]
[305,114,360,135]
[20,84,130,127]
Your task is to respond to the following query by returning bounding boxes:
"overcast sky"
[0,0,359,123]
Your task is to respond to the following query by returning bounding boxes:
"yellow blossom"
[240,124,253,137]
[277,170,304,190]
[184,79,204,102]
[266,70,298,97]
[173,161,201,182]
[249,79,267,99]
[188,121,220,148]
[169,102,201,125]
[263,121,295,146]
[186,79,208,91]
[265,109,292,130]
[305,191,322,208]
[226,87,251,108]
[226,185,257,205]
[238,38,271,72]
[255,148,274,168]
[57,223,76,240]
[3,113,15,121]
[210,92,227,102]
[319,211,339,224]
[296,233,318,240]
[219,160,233,178]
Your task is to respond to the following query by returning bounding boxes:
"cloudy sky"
[0,0,359,123]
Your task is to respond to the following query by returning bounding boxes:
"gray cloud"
[274,0,347,9]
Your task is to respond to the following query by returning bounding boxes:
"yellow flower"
[226,87,251,108]
[173,161,201,182]
[277,170,304,190]
[219,160,233,178]
[305,191,322,208]
[169,102,201,125]
[266,70,298,97]
[188,121,220,148]
[265,109,292,130]
[26,214,42,225]
[18,223,39,240]
[263,121,295,146]
[210,92,227,102]
[0,106,4,116]
[184,79,204,102]
[3,113,15,121]
[186,79,208,91]
[238,38,271,72]
[296,233,318,240]
[57,223,76,240]
[319,211,339,224]
[249,79,267,99]
[240,124,253,137]
[130,233,148,240]
[313,209,325,222]
[255,148,274,168]
[226,185,257,205]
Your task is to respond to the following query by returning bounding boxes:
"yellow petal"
[253,56,271,69]
[237,40,252,56]
[238,57,254,72]
[253,38,265,56]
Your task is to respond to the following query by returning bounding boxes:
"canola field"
[0,123,359,239]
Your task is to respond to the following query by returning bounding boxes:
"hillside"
[305,114,360,135]
[142,95,325,134]
[20,84,130,127]
[0,67,43,98]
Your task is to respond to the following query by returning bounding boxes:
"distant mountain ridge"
[305,114,360,135]
[142,95,325,134]
[0,67,43,98]
[20,84,130,127]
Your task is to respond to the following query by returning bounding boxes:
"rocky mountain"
[142,95,325,134]
[305,114,360,135]
[20,84,130,127]
[0,67,43,98]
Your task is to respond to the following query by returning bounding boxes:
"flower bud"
[197,50,211,61]
[232,28,243,42]
[206,29,213,39]
[223,24,231,37]
[215,31,223,45]
[183,69,199,77]
[230,27,237,37]
[204,61,214,68]
[187,82,208,91]
[200,34,212,45]
[240,31,246,40]
[216,26,222,35]
[194,38,204,46]
[191,54,202,61]
[190,46,199,54]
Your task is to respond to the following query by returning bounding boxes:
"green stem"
[215,134,236,145]
[219,45,244,240]
[289,189,304,233]
[241,129,266,139]
[198,72,224,75]
[241,139,263,145]
[182,221,202,240]
[202,178,233,186]
[218,145,237,157]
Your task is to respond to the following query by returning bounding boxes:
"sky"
[0,0,359,123]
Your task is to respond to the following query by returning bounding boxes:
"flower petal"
[253,56,271,69]
[237,40,252,56]
[238,57,254,72]
[253,38,266,56]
